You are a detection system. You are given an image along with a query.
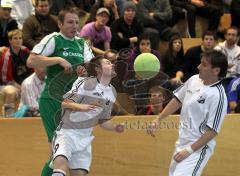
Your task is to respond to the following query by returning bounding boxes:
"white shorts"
[169,145,213,176]
[52,130,94,171]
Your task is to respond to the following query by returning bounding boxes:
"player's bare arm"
[147,98,182,137]
[100,120,124,133]
[62,99,98,112]
[174,127,217,162]
[27,53,72,73]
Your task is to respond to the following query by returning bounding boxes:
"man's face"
[124,8,136,22]
[198,56,218,81]
[225,29,238,46]
[0,7,11,20]
[96,13,109,27]
[99,59,116,78]
[9,33,23,48]
[58,13,79,39]
[150,92,164,105]
[202,35,215,50]
[36,1,50,16]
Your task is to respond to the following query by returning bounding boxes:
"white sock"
[52,169,66,176]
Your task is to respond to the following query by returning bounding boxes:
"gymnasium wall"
[0,115,239,176]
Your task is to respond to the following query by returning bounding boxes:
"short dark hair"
[35,0,49,7]
[201,50,228,78]
[87,55,106,77]
[201,30,217,40]
[58,7,79,23]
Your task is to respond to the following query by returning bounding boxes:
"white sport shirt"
[58,77,117,137]
[174,75,227,150]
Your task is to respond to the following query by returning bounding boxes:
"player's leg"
[39,98,61,176]
[169,145,212,176]
[69,169,88,176]
[69,143,92,176]
[52,132,72,176]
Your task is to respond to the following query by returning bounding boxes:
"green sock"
[41,160,53,176]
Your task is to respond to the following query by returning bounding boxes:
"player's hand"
[58,57,73,74]
[173,149,191,162]
[147,118,159,137]
[115,123,125,133]
[75,104,98,112]
[76,65,88,77]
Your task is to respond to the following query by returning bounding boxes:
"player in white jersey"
[147,50,228,176]
[51,55,124,176]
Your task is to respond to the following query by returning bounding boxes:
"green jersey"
[32,32,94,100]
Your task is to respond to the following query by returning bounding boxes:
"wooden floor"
[0,115,239,176]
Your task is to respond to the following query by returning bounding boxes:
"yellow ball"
[134,53,160,79]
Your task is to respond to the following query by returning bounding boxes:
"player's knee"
[53,155,68,171]
[52,169,66,176]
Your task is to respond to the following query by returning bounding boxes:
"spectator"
[18,67,45,117]
[110,1,144,51]
[80,7,111,55]
[184,30,217,80]
[140,86,171,115]
[137,0,177,41]
[171,0,223,38]
[0,29,32,116]
[0,0,18,47]
[22,0,58,50]
[10,0,34,29]
[215,27,240,77]
[86,0,119,26]
[162,34,184,90]
[230,0,240,29]
[49,0,75,16]
[227,76,240,113]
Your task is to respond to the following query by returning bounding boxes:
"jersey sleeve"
[31,33,57,56]
[206,87,227,133]
[83,41,94,63]
[63,77,86,102]
[173,75,193,103]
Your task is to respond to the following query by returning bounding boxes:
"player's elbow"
[27,54,36,68]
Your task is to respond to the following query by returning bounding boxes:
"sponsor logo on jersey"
[197,95,206,104]
[93,91,104,97]
[63,51,83,57]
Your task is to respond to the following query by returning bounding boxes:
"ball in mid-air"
[134,53,160,79]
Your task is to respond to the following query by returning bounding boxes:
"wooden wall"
[0,115,239,176]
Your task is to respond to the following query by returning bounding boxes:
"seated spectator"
[141,86,166,115]
[0,29,32,116]
[127,33,161,73]
[111,1,144,51]
[10,0,34,29]
[215,27,240,77]
[184,30,217,80]
[49,0,75,16]
[227,77,240,113]
[162,34,184,90]
[79,7,111,55]
[137,0,177,41]
[22,0,58,50]
[0,29,32,87]
[17,67,45,117]
[0,0,18,47]
[230,0,240,29]
[171,0,223,38]
[86,0,119,26]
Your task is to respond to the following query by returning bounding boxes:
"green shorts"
[39,98,62,142]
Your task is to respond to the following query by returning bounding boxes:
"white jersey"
[57,77,117,137]
[174,75,227,150]
[214,41,240,76]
